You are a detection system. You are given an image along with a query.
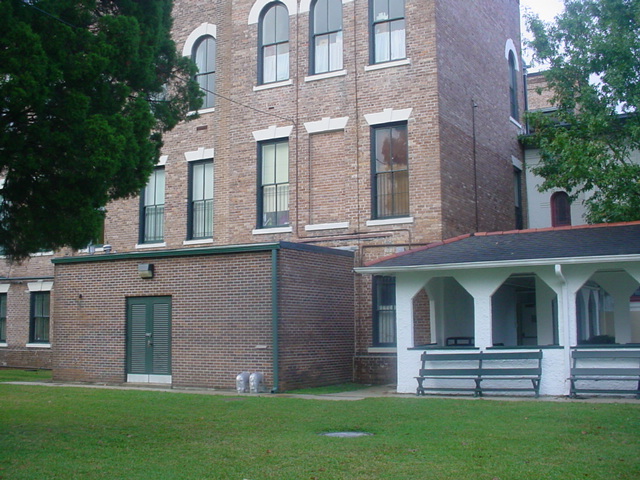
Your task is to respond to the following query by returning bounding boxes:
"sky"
[520,0,566,68]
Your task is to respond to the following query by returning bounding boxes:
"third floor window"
[371,0,406,64]
[311,0,343,74]
[193,35,216,109]
[260,3,290,84]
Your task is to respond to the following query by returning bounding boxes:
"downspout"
[271,248,280,393]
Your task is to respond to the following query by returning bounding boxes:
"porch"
[356,223,640,397]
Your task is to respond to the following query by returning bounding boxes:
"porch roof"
[357,222,640,273]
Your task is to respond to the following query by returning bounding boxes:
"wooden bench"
[569,349,640,398]
[416,350,543,397]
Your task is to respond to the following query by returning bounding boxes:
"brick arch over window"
[249,0,297,24]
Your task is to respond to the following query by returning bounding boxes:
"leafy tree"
[0,0,201,260]
[524,0,640,224]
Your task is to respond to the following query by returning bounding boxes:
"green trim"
[271,249,279,393]
[52,243,281,264]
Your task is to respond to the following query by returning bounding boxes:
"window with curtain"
[372,123,409,219]
[371,0,406,64]
[140,168,165,243]
[193,35,216,109]
[188,160,214,239]
[259,140,289,227]
[260,3,290,84]
[311,0,343,74]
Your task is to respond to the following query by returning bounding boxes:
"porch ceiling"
[356,222,640,274]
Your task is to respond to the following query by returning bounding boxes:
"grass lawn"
[0,368,52,383]
[0,384,638,480]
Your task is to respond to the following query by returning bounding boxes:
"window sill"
[304,69,347,82]
[252,226,293,235]
[253,79,293,92]
[364,58,411,72]
[188,107,216,116]
[0,342,7,348]
[368,347,397,354]
[26,343,51,349]
[366,217,414,227]
[183,238,214,246]
[135,242,166,249]
[305,222,349,231]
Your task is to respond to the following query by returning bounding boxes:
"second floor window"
[372,123,409,219]
[140,168,165,243]
[371,0,406,64]
[311,0,343,74]
[508,51,519,120]
[193,35,216,109]
[188,160,214,239]
[259,140,289,228]
[260,3,290,84]
[551,191,571,227]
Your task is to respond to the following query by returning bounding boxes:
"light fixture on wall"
[138,263,154,279]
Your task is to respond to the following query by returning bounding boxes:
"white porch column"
[456,271,510,349]
[395,273,430,393]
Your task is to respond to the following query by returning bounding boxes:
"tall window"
[551,191,571,227]
[371,0,406,64]
[193,36,216,109]
[508,51,519,120]
[188,160,214,239]
[30,292,50,344]
[259,140,289,228]
[372,123,409,219]
[0,293,6,343]
[260,3,290,84]
[373,276,396,346]
[140,168,165,243]
[311,0,343,74]
[514,167,523,229]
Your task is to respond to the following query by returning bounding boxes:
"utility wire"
[23,2,79,29]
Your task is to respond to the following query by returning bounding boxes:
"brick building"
[0,0,524,391]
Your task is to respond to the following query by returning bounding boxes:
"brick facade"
[2,0,524,386]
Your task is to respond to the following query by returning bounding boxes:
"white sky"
[520,0,566,68]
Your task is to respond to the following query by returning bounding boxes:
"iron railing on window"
[144,205,165,243]
[191,199,213,239]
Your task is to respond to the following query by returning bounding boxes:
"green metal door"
[127,297,171,383]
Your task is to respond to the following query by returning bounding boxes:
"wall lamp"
[138,263,154,279]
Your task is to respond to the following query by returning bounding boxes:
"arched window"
[311,0,343,74]
[551,191,571,227]
[508,51,519,120]
[260,3,290,84]
[193,36,216,109]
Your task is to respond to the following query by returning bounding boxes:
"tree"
[524,0,640,224]
[0,0,201,260]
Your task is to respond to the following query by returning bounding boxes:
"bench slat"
[572,350,640,359]
[572,367,640,376]
[480,368,540,376]
[419,368,480,377]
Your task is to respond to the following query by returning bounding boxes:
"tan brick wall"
[527,72,554,111]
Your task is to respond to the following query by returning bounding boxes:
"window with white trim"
[373,276,396,346]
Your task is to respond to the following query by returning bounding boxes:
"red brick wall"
[277,246,355,391]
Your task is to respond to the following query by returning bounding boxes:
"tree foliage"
[0,0,201,260]
[525,0,640,224]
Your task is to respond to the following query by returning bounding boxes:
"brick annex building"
[0,0,525,391]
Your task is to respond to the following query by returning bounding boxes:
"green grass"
[286,382,370,395]
[0,368,52,383]
[0,385,639,480]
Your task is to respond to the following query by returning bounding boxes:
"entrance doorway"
[126,297,172,384]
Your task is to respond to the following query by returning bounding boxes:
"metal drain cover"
[321,432,373,438]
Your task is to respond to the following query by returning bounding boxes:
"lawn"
[0,383,638,480]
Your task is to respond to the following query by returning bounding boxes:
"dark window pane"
[389,0,405,20]
[328,0,342,31]
[314,0,328,33]
[274,4,289,43]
